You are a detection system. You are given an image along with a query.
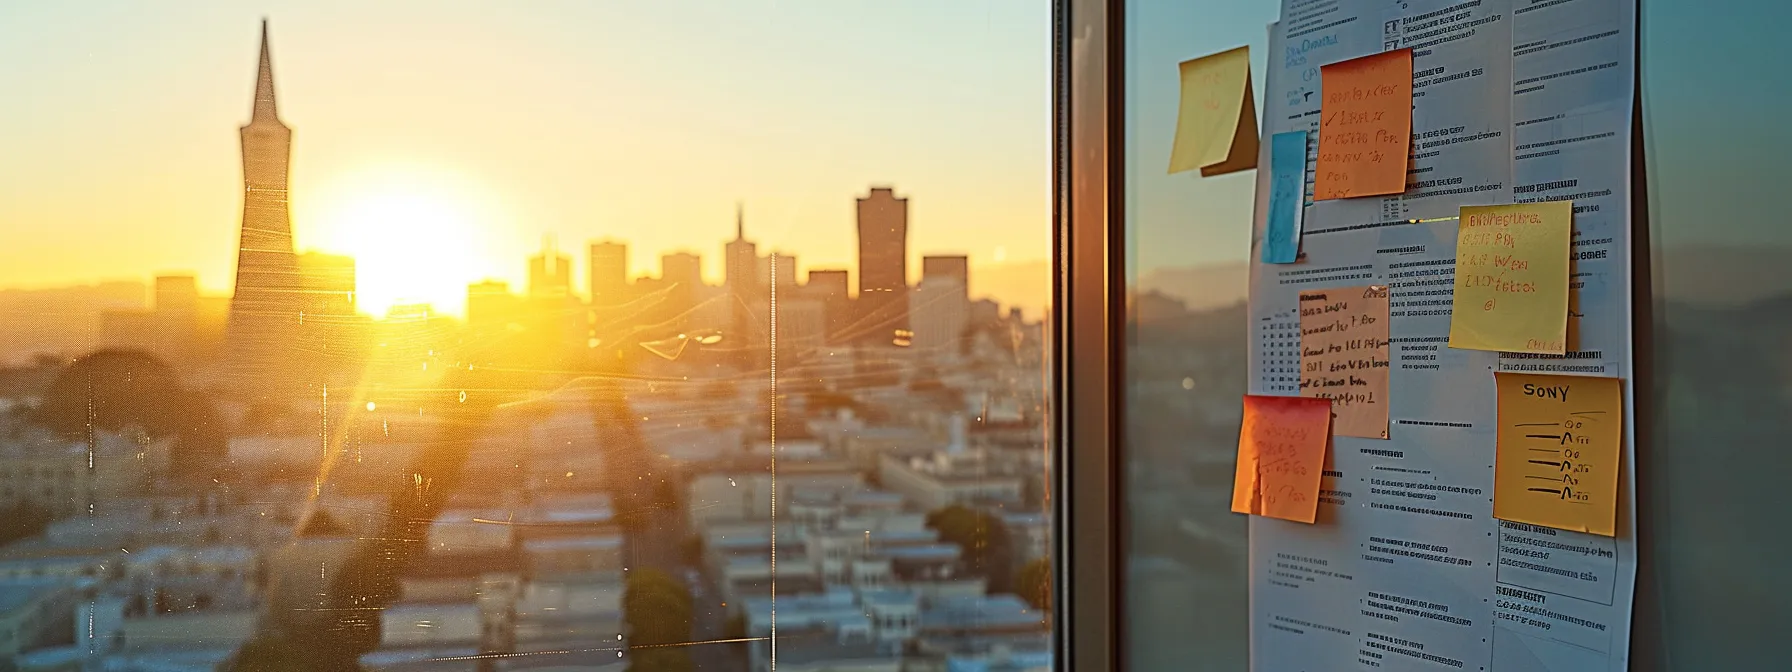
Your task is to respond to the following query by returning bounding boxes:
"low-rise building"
[878,452,1025,512]
[0,579,76,658]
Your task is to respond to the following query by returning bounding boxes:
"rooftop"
[0,578,67,612]
[524,535,623,552]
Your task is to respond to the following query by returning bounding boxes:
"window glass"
[1121,0,1277,669]
[0,4,1052,670]
[1641,0,1792,666]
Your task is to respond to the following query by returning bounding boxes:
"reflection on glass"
[1642,0,1792,666]
[0,5,1051,670]
[1123,0,1277,670]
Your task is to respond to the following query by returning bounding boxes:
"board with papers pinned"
[1226,1,1640,670]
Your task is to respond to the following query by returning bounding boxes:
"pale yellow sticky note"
[1300,285,1391,439]
[1449,202,1572,354]
[1314,49,1412,200]
[1169,46,1258,176]
[1493,373,1622,536]
[1231,395,1332,523]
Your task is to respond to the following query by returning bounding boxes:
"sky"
[0,1,1051,317]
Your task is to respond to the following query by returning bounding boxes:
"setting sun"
[302,166,512,318]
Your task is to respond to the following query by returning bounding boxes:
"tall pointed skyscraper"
[225,20,304,392]
[724,203,764,354]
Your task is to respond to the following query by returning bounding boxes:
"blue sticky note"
[1262,131,1308,264]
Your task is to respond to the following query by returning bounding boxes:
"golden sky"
[0,1,1051,317]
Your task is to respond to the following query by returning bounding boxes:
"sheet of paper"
[1230,395,1332,523]
[1299,285,1390,438]
[1314,48,1411,200]
[1169,46,1258,176]
[1261,131,1308,264]
[1448,201,1572,354]
[1247,3,1638,671]
[1493,373,1623,536]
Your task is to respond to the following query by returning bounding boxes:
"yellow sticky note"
[1231,395,1332,523]
[1169,46,1259,176]
[1314,49,1412,200]
[1449,202,1572,354]
[1493,373,1623,536]
[1300,285,1391,439]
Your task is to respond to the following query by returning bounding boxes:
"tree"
[627,648,694,672]
[925,505,1015,592]
[0,503,54,547]
[679,535,704,565]
[1016,557,1052,612]
[30,349,226,480]
[226,634,317,672]
[625,569,693,648]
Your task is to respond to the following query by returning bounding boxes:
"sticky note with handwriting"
[1300,285,1390,439]
[1315,49,1412,200]
[1493,372,1622,536]
[1231,395,1332,523]
[1449,201,1572,354]
[1169,46,1259,177]
[1262,130,1309,264]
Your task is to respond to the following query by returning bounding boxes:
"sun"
[302,166,510,318]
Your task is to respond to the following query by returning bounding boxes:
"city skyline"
[0,4,1053,317]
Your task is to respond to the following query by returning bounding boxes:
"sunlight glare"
[304,167,508,318]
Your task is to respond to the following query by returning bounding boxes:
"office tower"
[588,241,629,307]
[806,270,849,299]
[912,274,969,357]
[805,269,852,344]
[856,187,909,342]
[921,255,970,289]
[759,251,798,291]
[658,252,704,333]
[529,240,572,300]
[224,20,304,392]
[466,280,519,330]
[660,252,703,292]
[915,255,971,354]
[526,241,578,355]
[725,205,764,351]
[724,204,762,297]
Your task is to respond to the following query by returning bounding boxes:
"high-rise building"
[856,187,909,343]
[805,269,852,344]
[466,280,519,331]
[659,252,705,333]
[806,270,849,299]
[912,275,969,357]
[529,241,572,300]
[725,204,761,298]
[759,251,798,291]
[588,241,629,307]
[224,20,304,392]
[526,241,578,354]
[921,255,969,289]
[725,205,764,351]
[660,252,703,292]
[915,255,971,355]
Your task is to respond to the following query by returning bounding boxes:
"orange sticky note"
[1231,395,1332,523]
[1168,46,1259,177]
[1492,373,1623,536]
[1315,49,1413,200]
